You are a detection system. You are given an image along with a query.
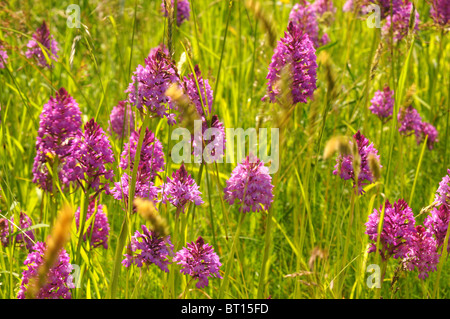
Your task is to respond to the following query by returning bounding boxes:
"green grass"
[0,0,450,299]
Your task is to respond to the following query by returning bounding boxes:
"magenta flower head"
[17,242,74,299]
[365,199,416,261]
[311,0,337,18]
[193,115,226,163]
[397,105,422,139]
[75,200,110,249]
[25,21,59,68]
[122,224,173,272]
[369,86,394,120]
[120,128,165,182]
[224,155,274,213]
[404,225,440,280]
[435,169,450,207]
[108,100,135,139]
[343,0,402,18]
[112,172,159,206]
[64,119,115,194]
[333,131,381,195]
[289,2,320,47]
[173,236,222,289]
[263,21,318,105]
[382,1,419,42]
[32,88,82,192]
[0,212,35,251]
[424,205,450,253]
[0,45,8,69]
[418,122,438,150]
[126,47,179,124]
[161,0,191,26]
[429,0,450,26]
[184,64,213,117]
[160,163,203,215]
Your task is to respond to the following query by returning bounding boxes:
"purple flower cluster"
[183,65,213,117]
[32,88,82,192]
[366,199,416,261]
[122,224,173,272]
[25,21,59,68]
[173,236,222,288]
[64,119,115,194]
[382,1,419,42]
[369,86,394,119]
[397,106,438,149]
[263,22,318,105]
[193,115,226,163]
[112,173,159,204]
[424,205,450,252]
[333,131,380,194]
[435,169,450,207]
[0,46,8,69]
[160,163,203,214]
[112,128,164,208]
[424,169,450,252]
[224,156,274,213]
[404,226,440,279]
[366,198,442,279]
[126,47,179,124]
[17,242,74,299]
[108,100,135,139]
[119,128,165,182]
[311,0,337,17]
[161,0,191,26]
[75,200,110,249]
[0,211,35,251]
[429,0,450,26]
[289,2,323,48]
[343,0,403,19]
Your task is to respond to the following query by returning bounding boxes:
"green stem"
[257,207,274,299]
[107,116,151,299]
[218,212,246,298]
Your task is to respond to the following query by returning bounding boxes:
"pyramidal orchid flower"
[173,236,222,288]
[126,47,179,124]
[122,224,173,272]
[112,172,159,206]
[404,225,440,280]
[418,122,438,150]
[224,155,274,213]
[397,105,422,139]
[365,199,416,261]
[119,128,165,182]
[108,100,135,139]
[369,86,394,120]
[0,211,35,251]
[333,131,381,195]
[32,88,82,192]
[429,0,450,27]
[160,163,203,216]
[183,64,213,118]
[17,242,74,299]
[263,21,318,105]
[63,119,115,194]
[424,205,450,253]
[382,1,419,42]
[25,21,59,68]
[161,0,191,26]
[0,45,8,69]
[75,200,110,249]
